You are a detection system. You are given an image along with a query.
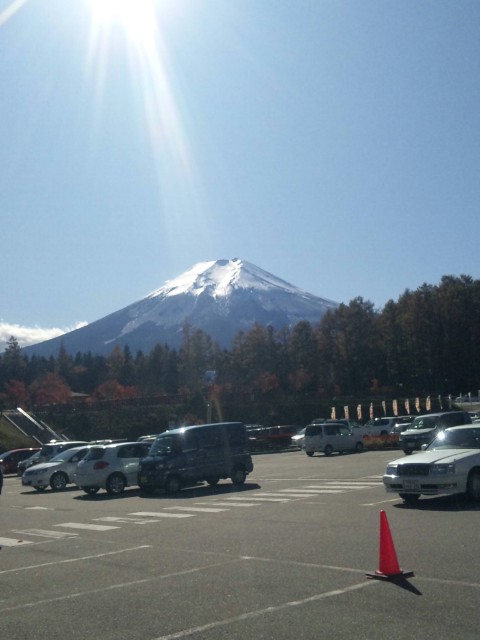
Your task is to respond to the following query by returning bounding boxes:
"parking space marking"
[0,536,33,546]
[275,491,324,498]
[130,511,196,519]
[152,580,377,640]
[295,488,344,493]
[94,516,164,524]
[55,522,120,531]
[194,501,260,507]
[0,546,152,575]
[13,529,79,539]
[162,506,229,513]
[222,495,290,502]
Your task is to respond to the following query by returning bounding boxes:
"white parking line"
[13,529,78,539]
[162,506,229,513]
[222,496,290,502]
[0,536,33,546]
[275,492,325,498]
[130,511,196,519]
[152,580,377,640]
[194,501,259,507]
[55,522,120,531]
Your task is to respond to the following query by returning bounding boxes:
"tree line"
[0,274,479,411]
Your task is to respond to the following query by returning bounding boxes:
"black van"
[137,422,254,494]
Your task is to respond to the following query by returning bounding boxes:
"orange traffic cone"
[366,510,414,580]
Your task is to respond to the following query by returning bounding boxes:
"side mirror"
[421,444,428,451]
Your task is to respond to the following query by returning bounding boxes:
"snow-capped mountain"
[22,259,339,357]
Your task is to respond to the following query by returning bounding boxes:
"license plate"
[403,479,420,491]
[406,441,415,447]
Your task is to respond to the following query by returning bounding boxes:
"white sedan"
[22,446,92,492]
[383,425,480,504]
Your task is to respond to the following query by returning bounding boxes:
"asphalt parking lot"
[1,448,480,640]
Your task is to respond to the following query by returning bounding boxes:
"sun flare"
[87,0,159,44]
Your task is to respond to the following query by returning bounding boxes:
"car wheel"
[106,473,126,496]
[165,475,181,493]
[306,451,314,457]
[399,493,420,504]
[403,449,413,455]
[82,486,100,495]
[231,466,247,485]
[50,471,68,491]
[466,470,480,501]
[206,477,220,486]
[324,445,333,457]
[34,486,46,492]
[355,441,364,453]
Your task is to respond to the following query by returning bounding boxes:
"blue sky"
[1,0,479,349]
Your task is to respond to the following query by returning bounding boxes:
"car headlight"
[386,464,398,475]
[25,468,42,476]
[429,463,455,475]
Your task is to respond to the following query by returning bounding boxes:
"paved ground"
[1,448,479,639]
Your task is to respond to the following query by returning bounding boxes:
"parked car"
[304,422,364,457]
[17,450,41,476]
[138,422,254,494]
[22,445,93,491]
[390,417,415,436]
[38,440,89,464]
[0,448,40,475]
[383,425,480,503]
[291,427,306,450]
[74,441,151,495]
[398,411,472,454]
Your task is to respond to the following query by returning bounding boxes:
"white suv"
[73,442,151,496]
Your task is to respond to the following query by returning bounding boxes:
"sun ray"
[84,0,210,250]
[0,0,29,27]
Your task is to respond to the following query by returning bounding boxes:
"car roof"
[90,441,143,449]
[162,422,244,436]
[1,447,40,455]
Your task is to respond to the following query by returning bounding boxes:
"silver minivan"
[304,422,364,457]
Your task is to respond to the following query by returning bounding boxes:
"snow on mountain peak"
[147,258,304,300]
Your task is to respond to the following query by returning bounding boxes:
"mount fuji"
[22,259,339,357]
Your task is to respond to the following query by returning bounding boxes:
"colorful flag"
[392,399,398,416]
[369,402,374,419]
[331,406,336,420]
[357,404,362,421]
[415,397,420,412]
[405,398,410,414]
[344,406,349,419]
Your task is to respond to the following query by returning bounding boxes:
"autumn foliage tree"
[28,373,71,406]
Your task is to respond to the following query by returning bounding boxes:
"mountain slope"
[22,259,338,356]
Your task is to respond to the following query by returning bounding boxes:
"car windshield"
[150,434,183,456]
[49,451,72,463]
[409,417,436,430]
[427,428,480,450]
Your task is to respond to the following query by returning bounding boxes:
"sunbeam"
[84,0,209,249]
[0,0,28,27]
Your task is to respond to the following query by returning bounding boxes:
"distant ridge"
[22,258,339,357]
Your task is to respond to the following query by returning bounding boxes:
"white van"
[304,423,364,457]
